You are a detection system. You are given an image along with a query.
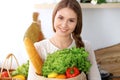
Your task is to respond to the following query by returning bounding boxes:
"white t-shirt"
[27,39,101,80]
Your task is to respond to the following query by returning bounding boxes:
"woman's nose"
[61,21,68,28]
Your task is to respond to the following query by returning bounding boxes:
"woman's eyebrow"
[57,14,77,20]
[69,18,77,20]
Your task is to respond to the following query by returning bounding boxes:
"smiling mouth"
[61,29,67,32]
[59,28,68,32]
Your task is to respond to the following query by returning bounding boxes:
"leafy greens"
[11,60,29,77]
[42,47,91,77]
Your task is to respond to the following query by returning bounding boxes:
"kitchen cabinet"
[80,3,120,8]
[34,3,120,9]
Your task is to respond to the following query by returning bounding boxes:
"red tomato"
[1,71,9,77]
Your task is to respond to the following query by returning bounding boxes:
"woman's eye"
[58,16,63,20]
[69,19,74,22]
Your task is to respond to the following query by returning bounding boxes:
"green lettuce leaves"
[42,47,91,77]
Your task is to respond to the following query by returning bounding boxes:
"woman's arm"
[27,62,41,80]
[84,41,101,80]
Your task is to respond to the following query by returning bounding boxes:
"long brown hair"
[52,0,84,48]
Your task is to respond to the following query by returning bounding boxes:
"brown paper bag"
[37,72,87,80]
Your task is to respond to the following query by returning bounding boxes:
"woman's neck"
[50,34,73,49]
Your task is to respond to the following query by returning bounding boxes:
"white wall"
[0,0,35,67]
[82,8,120,50]
[0,1,120,67]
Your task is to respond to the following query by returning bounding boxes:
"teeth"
[61,29,67,32]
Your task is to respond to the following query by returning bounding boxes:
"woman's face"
[54,7,77,37]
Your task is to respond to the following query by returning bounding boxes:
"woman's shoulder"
[83,40,93,51]
[34,39,49,45]
[34,39,56,50]
[83,40,91,46]
[34,39,50,49]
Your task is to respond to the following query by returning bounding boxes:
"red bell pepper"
[1,71,9,77]
[66,66,80,78]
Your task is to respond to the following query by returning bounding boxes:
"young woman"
[27,0,101,80]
